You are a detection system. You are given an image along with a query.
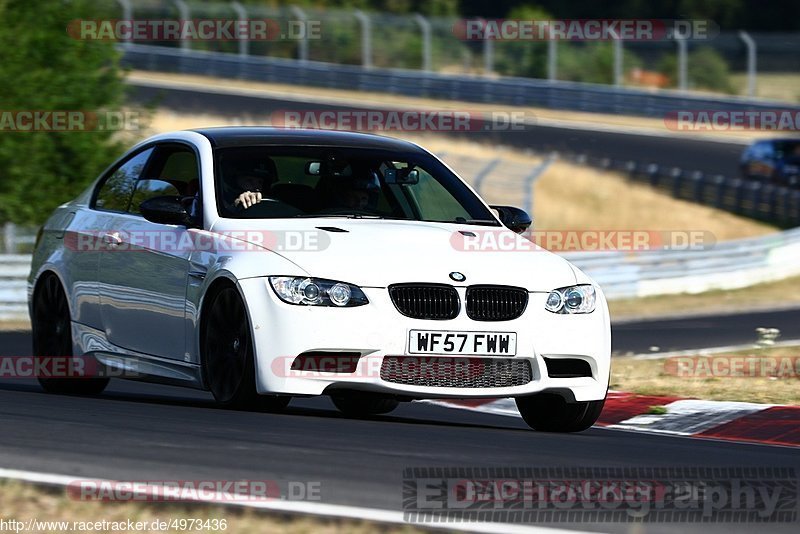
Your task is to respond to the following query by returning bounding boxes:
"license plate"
[408,330,517,356]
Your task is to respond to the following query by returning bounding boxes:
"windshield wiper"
[430,218,500,226]
[292,214,385,219]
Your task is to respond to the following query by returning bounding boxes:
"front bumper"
[240,278,611,402]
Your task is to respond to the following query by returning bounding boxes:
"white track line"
[625,338,800,360]
[0,468,596,534]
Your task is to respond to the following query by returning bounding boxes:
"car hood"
[209,218,577,291]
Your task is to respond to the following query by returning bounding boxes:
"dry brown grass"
[612,345,800,405]
[531,161,776,240]
[0,480,421,534]
[730,73,800,104]
[0,319,30,331]
[609,274,800,320]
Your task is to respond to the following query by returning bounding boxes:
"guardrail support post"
[675,31,688,91]
[413,13,432,71]
[172,0,191,53]
[738,31,757,97]
[115,0,133,49]
[231,1,249,57]
[354,10,372,68]
[290,5,309,62]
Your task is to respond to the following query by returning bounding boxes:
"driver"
[222,158,277,212]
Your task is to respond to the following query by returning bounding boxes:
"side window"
[144,145,200,196]
[94,148,154,212]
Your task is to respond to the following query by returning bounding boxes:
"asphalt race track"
[0,314,798,533]
[127,83,746,178]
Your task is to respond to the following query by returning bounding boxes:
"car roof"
[191,127,426,152]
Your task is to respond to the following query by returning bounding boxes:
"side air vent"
[543,357,593,378]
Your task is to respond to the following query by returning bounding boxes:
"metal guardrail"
[121,44,800,119]
[0,255,30,321]
[4,227,800,319]
[562,154,800,227]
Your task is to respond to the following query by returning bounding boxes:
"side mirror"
[491,205,532,234]
[140,196,195,226]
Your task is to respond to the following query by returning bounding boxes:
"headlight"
[545,284,596,314]
[268,276,368,307]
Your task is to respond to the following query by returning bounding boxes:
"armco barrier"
[0,255,31,321]
[5,227,800,320]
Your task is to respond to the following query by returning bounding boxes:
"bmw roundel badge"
[449,272,466,282]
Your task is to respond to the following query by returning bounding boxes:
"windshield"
[214,146,499,225]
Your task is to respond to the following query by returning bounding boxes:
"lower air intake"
[380,356,532,388]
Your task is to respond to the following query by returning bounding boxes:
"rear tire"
[32,274,109,395]
[202,286,290,412]
[332,393,399,416]
[515,393,605,432]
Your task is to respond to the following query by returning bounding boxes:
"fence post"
[413,13,432,72]
[738,31,757,97]
[611,29,623,87]
[482,21,493,75]
[290,5,309,62]
[116,0,133,49]
[172,0,191,53]
[675,30,688,91]
[354,10,372,68]
[231,1,249,57]
[547,26,557,81]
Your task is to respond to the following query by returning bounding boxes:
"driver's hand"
[234,191,262,209]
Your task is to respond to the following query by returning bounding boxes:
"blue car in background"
[740,138,800,187]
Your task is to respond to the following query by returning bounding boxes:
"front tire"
[32,274,109,395]
[202,286,289,411]
[515,393,604,432]
[332,393,399,416]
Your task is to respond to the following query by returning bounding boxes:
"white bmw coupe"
[29,128,610,432]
